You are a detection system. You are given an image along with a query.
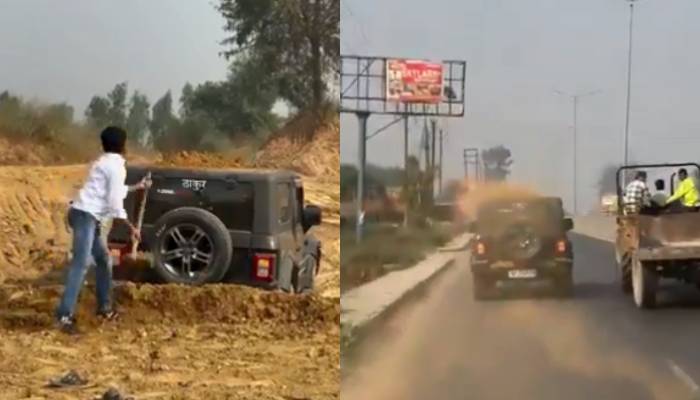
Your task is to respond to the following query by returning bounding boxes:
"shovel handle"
[130,172,151,257]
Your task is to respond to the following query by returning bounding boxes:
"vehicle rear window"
[477,199,563,235]
[199,181,255,231]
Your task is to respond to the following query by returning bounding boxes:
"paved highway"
[342,231,700,400]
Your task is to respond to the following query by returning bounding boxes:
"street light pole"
[624,0,637,166]
[554,89,602,215]
[573,95,578,214]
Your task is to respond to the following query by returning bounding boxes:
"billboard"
[386,59,444,103]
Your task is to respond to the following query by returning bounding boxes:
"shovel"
[120,172,152,273]
[131,172,151,256]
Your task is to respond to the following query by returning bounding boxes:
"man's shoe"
[96,309,120,321]
[56,316,79,335]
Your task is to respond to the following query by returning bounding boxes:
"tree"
[179,83,195,119]
[0,91,22,121]
[185,57,279,137]
[150,91,177,149]
[217,0,340,110]
[126,91,151,146]
[107,82,128,127]
[85,96,111,128]
[482,145,513,181]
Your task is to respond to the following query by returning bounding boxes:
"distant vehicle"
[468,196,575,300]
[614,163,700,309]
[600,193,618,215]
[108,166,322,292]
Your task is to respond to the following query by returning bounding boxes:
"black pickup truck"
[468,197,575,300]
[107,165,323,293]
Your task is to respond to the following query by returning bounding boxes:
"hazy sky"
[0,1,229,117]
[341,0,700,213]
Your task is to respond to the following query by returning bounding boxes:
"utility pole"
[430,119,437,202]
[554,89,601,215]
[422,119,430,172]
[403,115,409,227]
[355,112,369,243]
[624,0,637,166]
[438,128,444,194]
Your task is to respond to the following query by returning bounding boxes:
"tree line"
[1,0,340,152]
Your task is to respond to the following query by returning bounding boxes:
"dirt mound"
[255,114,339,181]
[0,283,340,399]
[0,165,87,284]
[0,136,97,166]
[156,150,246,169]
[0,283,338,331]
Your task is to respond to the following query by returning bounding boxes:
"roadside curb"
[341,233,470,356]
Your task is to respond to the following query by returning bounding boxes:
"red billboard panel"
[386,59,444,104]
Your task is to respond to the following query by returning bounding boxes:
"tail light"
[253,253,276,281]
[556,240,567,253]
[473,241,486,256]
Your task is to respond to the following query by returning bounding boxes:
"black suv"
[468,197,574,299]
[107,166,322,293]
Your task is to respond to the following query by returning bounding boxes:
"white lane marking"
[667,359,700,393]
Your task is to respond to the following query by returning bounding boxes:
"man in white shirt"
[55,126,150,334]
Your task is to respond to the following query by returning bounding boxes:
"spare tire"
[501,222,542,260]
[151,207,232,285]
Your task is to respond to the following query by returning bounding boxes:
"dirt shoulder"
[0,284,339,399]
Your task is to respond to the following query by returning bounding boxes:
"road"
[342,231,700,400]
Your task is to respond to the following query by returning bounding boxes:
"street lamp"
[554,89,602,215]
[624,0,638,166]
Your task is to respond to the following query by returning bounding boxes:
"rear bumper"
[471,257,572,280]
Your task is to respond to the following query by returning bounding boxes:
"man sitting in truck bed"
[651,179,668,207]
[665,168,699,212]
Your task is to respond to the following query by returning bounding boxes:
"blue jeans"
[56,208,113,318]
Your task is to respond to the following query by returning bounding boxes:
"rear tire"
[632,256,658,309]
[152,207,232,285]
[620,253,632,294]
[473,275,496,301]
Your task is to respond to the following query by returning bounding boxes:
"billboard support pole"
[356,111,369,243]
[430,119,437,206]
[403,113,409,228]
[439,128,444,194]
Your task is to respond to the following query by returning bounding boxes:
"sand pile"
[155,150,246,169]
[255,114,339,181]
[0,136,97,166]
[0,165,87,284]
[0,283,339,331]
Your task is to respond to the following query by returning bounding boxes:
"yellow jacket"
[667,178,699,207]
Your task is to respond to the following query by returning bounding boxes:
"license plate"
[507,269,537,279]
[491,261,515,269]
